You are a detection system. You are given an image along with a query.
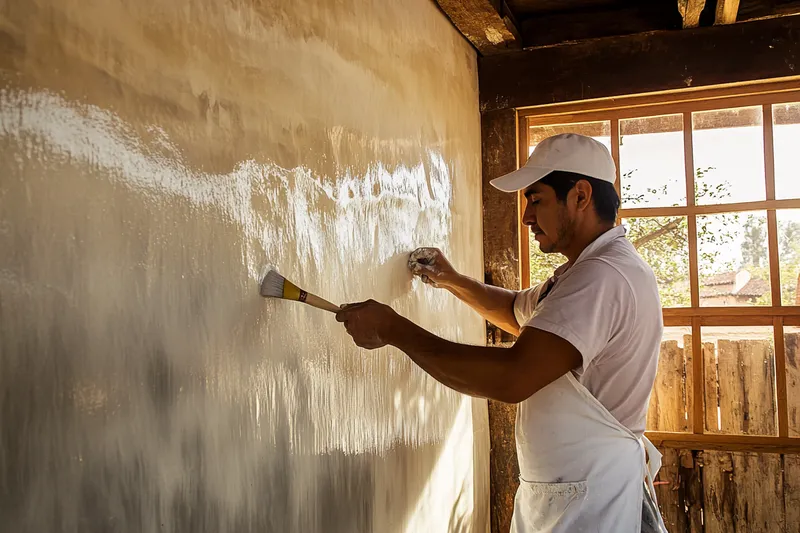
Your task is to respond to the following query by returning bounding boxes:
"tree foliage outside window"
[530,168,740,307]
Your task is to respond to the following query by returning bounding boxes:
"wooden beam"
[479,15,800,112]
[715,0,741,24]
[663,313,800,327]
[663,306,800,317]
[519,4,681,50]
[519,79,800,123]
[434,0,519,56]
[517,0,800,48]
[738,0,800,21]
[619,198,800,218]
[679,0,707,28]
[647,432,800,453]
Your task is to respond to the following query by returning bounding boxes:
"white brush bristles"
[260,269,286,298]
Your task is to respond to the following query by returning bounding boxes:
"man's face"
[521,182,574,254]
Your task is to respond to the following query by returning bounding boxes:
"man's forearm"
[444,275,520,336]
[387,315,520,402]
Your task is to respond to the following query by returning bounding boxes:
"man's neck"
[562,224,615,264]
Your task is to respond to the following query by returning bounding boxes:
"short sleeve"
[513,284,542,328]
[526,260,633,371]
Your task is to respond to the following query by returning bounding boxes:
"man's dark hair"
[538,170,619,223]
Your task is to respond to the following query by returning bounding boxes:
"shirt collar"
[546,225,626,283]
[572,225,627,267]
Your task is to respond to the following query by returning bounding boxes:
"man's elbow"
[492,319,520,338]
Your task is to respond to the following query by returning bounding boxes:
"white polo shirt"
[513,225,663,437]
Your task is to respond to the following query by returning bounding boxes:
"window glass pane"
[622,217,689,307]
[702,326,777,436]
[528,121,611,156]
[777,209,800,306]
[697,211,771,307]
[692,107,765,205]
[786,326,800,437]
[647,326,693,433]
[620,115,686,208]
[772,103,800,200]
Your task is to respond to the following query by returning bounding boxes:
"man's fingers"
[409,247,441,262]
[335,300,372,322]
[409,262,436,278]
[409,263,438,286]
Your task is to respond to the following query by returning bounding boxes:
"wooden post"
[481,107,520,533]
[482,109,520,300]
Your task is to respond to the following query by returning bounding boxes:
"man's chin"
[535,237,556,254]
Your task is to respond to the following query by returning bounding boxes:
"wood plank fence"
[648,332,800,532]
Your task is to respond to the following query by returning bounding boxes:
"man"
[336,134,667,532]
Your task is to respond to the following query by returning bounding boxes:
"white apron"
[511,269,667,533]
[510,284,668,533]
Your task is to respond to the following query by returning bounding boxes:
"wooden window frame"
[515,80,800,454]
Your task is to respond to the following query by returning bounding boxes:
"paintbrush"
[260,269,341,313]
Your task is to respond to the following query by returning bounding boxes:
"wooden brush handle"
[303,292,342,313]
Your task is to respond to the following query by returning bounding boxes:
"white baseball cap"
[490,133,617,192]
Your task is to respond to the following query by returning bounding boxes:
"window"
[519,85,800,451]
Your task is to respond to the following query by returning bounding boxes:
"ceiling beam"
[434,0,520,56]
[738,1,800,21]
[679,0,707,28]
[715,0,741,24]
[520,4,682,49]
[479,14,800,112]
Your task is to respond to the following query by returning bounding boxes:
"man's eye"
[529,199,539,205]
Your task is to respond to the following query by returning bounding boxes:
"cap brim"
[489,166,552,193]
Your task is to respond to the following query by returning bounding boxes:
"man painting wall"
[337,134,668,533]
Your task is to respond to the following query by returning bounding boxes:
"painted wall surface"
[0,1,488,532]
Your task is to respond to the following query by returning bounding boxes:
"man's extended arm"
[336,300,582,403]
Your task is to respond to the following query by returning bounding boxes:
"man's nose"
[522,204,536,226]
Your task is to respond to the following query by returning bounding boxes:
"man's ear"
[573,180,593,212]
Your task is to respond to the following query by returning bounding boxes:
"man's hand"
[408,248,459,288]
[335,300,401,350]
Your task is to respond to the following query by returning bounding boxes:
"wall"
[0,1,488,531]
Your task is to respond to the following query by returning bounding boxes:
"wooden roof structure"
[435,1,800,111]
[436,0,800,55]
